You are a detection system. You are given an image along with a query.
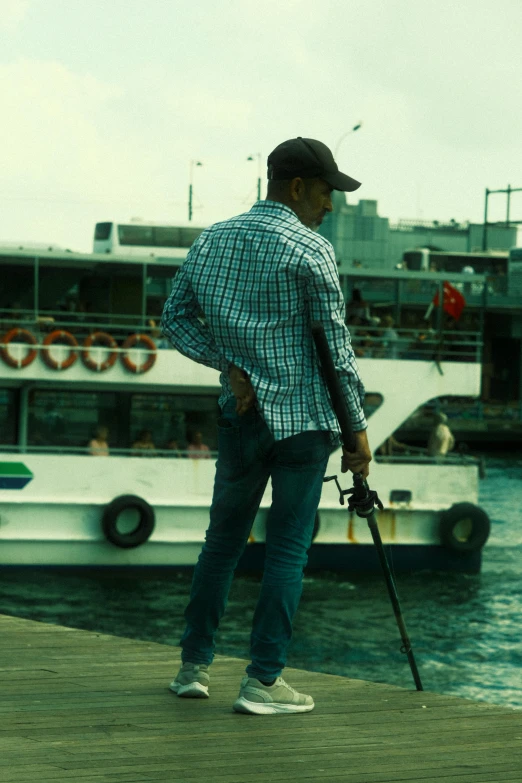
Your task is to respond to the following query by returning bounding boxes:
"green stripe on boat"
[0,463,34,490]
[0,463,33,477]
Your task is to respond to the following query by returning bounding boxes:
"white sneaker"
[233,676,314,715]
[169,663,210,698]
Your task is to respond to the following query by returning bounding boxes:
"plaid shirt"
[161,200,366,441]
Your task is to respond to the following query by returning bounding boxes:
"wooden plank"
[1,613,521,783]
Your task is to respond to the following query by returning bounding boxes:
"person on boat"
[377,433,410,457]
[348,316,374,358]
[346,288,371,324]
[427,413,455,458]
[88,426,109,457]
[346,288,380,328]
[187,431,211,459]
[161,136,372,716]
[380,315,400,359]
[165,438,182,457]
[131,429,156,456]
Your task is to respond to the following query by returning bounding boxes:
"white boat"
[0,247,490,572]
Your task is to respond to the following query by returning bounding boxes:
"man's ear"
[288,177,306,202]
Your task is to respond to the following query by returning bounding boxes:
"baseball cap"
[267,137,361,192]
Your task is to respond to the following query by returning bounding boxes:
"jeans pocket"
[276,430,331,469]
[217,419,243,478]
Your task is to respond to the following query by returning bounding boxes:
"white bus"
[93,221,205,258]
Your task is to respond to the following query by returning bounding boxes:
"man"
[161,137,372,715]
[427,412,455,458]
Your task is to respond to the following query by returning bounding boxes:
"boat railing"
[349,326,482,362]
[376,453,480,465]
[0,444,218,458]
[0,312,482,363]
[0,443,483,473]
[0,310,164,343]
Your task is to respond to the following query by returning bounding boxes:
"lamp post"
[247,153,262,201]
[334,122,362,158]
[188,160,203,222]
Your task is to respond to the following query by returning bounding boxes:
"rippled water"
[1,453,521,709]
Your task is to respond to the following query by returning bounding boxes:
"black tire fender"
[102,495,155,549]
[439,502,490,553]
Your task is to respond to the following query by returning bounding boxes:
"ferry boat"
[0,242,492,572]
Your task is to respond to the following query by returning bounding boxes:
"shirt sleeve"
[160,256,229,373]
[306,243,367,432]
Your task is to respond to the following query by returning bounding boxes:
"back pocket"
[217,419,243,478]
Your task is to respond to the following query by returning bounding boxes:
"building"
[319,192,389,271]
[319,193,517,272]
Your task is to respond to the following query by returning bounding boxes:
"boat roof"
[0,246,187,267]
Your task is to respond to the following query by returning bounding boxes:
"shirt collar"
[249,200,301,223]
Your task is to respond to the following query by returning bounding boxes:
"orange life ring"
[41,330,79,370]
[81,331,118,372]
[121,333,157,374]
[0,328,38,368]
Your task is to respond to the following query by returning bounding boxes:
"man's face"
[291,178,334,230]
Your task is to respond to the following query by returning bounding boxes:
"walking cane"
[312,321,423,692]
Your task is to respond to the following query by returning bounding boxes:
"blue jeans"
[180,399,332,681]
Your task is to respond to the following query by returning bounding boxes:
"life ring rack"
[121,333,157,374]
[0,328,38,368]
[81,331,118,372]
[439,502,491,553]
[102,495,155,549]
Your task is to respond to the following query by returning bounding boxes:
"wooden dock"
[1,613,521,783]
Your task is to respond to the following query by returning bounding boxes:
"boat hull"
[0,543,482,574]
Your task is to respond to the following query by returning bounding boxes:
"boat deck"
[1,613,521,783]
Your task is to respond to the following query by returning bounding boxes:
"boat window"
[0,389,17,447]
[146,265,179,318]
[27,389,119,453]
[363,393,383,418]
[24,389,219,455]
[35,260,144,333]
[37,259,101,318]
[130,393,219,454]
[0,258,34,323]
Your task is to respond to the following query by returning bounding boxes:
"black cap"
[267,137,361,192]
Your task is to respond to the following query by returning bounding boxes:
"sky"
[1,0,521,252]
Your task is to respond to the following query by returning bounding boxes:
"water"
[1,453,521,709]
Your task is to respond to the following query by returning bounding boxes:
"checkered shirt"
[161,200,367,441]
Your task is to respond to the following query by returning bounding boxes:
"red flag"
[433,281,466,320]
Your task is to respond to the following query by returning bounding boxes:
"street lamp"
[188,160,203,222]
[334,122,363,158]
[247,153,262,201]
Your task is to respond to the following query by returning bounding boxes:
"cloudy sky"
[1,0,521,252]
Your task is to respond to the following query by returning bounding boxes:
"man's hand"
[341,428,372,478]
[229,364,256,416]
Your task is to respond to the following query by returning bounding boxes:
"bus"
[93,221,205,258]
